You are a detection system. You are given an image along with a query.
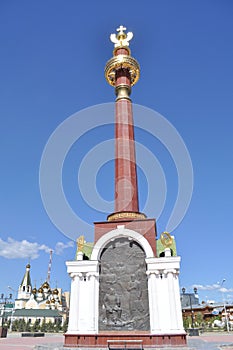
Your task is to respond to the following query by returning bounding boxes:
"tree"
[25,320,31,332]
[54,318,62,333]
[40,319,46,332]
[11,319,19,332]
[62,319,68,333]
[45,321,54,333]
[32,319,40,332]
[18,319,26,332]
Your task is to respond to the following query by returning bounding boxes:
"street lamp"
[0,293,13,337]
[181,287,196,329]
[0,294,12,326]
[7,287,16,332]
[221,279,229,332]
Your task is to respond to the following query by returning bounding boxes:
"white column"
[78,273,88,331]
[146,256,185,335]
[66,260,99,334]
[164,268,184,332]
[67,273,81,333]
[147,270,160,332]
[165,269,178,329]
[86,272,99,332]
[157,270,170,332]
[173,271,184,330]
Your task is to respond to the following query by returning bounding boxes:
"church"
[10,263,69,329]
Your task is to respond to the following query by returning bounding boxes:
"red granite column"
[105,33,146,221]
[114,63,139,213]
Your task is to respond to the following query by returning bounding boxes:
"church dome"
[53,288,59,295]
[32,287,37,294]
[26,264,31,269]
[42,281,49,289]
[38,287,43,293]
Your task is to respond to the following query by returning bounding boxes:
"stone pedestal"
[65,225,186,348]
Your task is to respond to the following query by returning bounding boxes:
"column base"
[64,331,187,348]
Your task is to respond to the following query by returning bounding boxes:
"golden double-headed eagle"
[77,235,85,252]
[110,25,133,48]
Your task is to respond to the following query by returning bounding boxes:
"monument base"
[64,331,187,348]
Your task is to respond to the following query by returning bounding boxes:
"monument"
[64,26,186,348]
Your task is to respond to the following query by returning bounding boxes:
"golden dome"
[26,264,31,269]
[46,300,50,304]
[53,288,59,295]
[38,287,43,293]
[42,281,49,289]
[32,287,37,294]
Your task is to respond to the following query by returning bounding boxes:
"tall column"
[114,63,138,213]
[105,26,146,221]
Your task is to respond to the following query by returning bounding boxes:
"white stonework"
[66,260,99,334]
[146,251,184,334]
[66,228,185,335]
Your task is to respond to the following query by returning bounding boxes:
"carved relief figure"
[103,288,122,325]
[127,274,144,318]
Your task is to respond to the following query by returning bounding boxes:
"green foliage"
[25,321,31,332]
[40,320,46,332]
[18,319,26,332]
[11,319,19,331]
[32,319,40,332]
[183,316,192,329]
[54,318,62,333]
[45,320,54,333]
[195,312,203,326]
[62,319,68,333]
[10,317,64,333]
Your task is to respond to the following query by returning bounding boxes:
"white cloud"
[55,241,74,255]
[192,284,220,291]
[0,237,74,260]
[192,284,233,293]
[0,237,51,259]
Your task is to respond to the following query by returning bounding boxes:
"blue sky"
[0,0,233,303]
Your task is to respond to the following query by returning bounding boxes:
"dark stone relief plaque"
[99,237,150,331]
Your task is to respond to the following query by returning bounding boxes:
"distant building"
[180,289,200,309]
[8,263,70,329]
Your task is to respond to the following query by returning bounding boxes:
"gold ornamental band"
[105,54,140,87]
[107,211,147,221]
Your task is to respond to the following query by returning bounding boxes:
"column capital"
[146,269,160,276]
[163,268,179,276]
[86,272,99,280]
[69,272,83,280]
